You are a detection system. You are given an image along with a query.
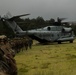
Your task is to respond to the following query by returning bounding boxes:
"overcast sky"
[0,0,76,21]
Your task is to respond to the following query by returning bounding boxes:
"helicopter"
[0,12,75,44]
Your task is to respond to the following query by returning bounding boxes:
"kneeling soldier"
[0,35,17,75]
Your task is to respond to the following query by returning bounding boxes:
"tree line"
[0,16,76,37]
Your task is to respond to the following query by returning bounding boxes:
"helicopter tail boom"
[1,12,30,35]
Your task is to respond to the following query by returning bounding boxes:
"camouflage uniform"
[23,37,29,50]
[0,35,17,75]
[28,38,33,49]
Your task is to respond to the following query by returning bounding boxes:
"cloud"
[0,0,76,21]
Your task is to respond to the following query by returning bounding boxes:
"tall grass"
[15,40,76,75]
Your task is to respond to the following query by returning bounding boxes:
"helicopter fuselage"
[1,12,75,44]
[17,26,75,43]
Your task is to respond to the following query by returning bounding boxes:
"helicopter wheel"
[70,40,73,43]
[58,41,61,44]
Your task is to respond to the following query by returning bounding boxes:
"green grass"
[15,40,76,75]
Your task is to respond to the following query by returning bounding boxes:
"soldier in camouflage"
[0,35,17,75]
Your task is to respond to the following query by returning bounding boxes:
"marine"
[0,35,17,75]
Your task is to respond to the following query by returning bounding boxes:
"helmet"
[0,35,7,42]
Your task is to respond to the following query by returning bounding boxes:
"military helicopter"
[0,12,75,44]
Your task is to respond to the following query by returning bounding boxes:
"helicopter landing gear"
[70,40,73,43]
[58,41,61,44]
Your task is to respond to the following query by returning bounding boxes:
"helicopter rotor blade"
[9,14,30,21]
[60,18,67,21]
[57,17,67,22]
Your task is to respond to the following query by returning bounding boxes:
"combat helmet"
[0,35,7,42]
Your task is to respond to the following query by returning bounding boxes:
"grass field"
[15,40,76,75]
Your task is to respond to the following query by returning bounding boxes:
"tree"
[49,18,55,25]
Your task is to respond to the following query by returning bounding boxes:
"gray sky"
[0,0,76,21]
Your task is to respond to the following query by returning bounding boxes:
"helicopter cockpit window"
[47,27,51,31]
